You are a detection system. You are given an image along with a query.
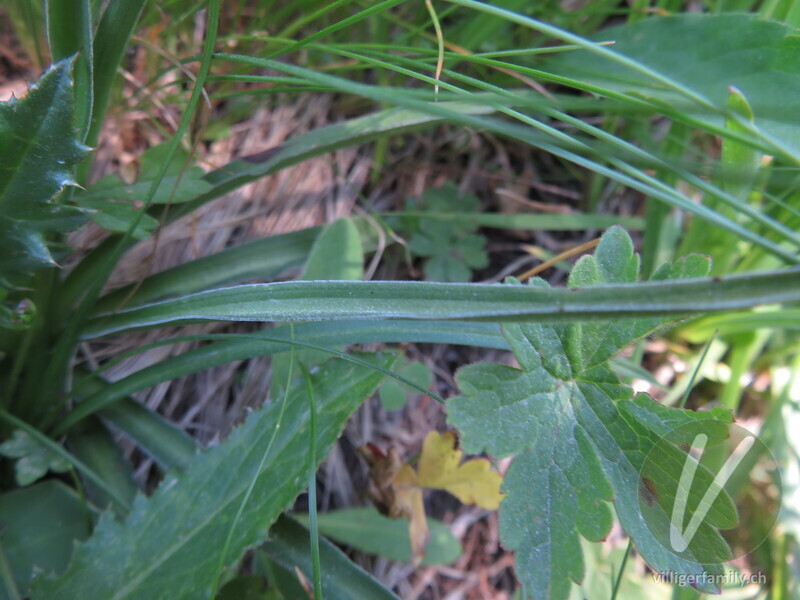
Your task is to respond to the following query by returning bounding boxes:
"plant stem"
[301,362,323,600]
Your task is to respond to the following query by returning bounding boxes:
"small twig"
[517,237,600,280]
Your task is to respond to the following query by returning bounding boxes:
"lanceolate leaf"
[0,58,89,284]
[32,353,397,600]
[81,267,800,339]
[446,227,736,599]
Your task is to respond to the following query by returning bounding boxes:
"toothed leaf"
[447,227,735,600]
[0,58,89,285]
[31,353,397,600]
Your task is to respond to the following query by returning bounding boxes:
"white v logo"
[669,432,755,553]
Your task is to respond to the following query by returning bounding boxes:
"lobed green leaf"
[446,227,736,599]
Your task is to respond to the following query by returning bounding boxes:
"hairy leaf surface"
[447,227,736,599]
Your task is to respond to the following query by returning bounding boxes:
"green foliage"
[446,228,736,599]
[84,198,160,239]
[65,417,139,516]
[0,58,88,288]
[0,430,69,486]
[260,515,402,600]
[91,227,321,313]
[30,353,396,599]
[404,183,489,281]
[94,397,198,472]
[300,217,364,281]
[297,506,461,566]
[2,3,798,599]
[79,270,800,340]
[215,575,271,600]
[721,88,760,200]
[0,293,36,332]
[269,217,364,399]
[0,481,91,598]
[546,13,800,155]
[378,360,432,410]
[78,142,213,207]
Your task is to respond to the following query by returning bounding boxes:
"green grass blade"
[263,0,406,60]
[389,212,643,231]
[214,53,799,262]
[300,363,323,600]
[443,0,714,110]
[85,0,147,150]
[336,45,800,258]
[681,309,800,342]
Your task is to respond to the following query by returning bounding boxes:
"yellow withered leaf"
[417,431,504,510]
[359,444,429,564]
[359,431,503,564]
[393,464,428,564]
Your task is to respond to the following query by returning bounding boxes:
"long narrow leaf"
[214,53,800,262]
[92,211,642,315]
[73,367,197,471]
[92,226,322,313]
[86,0,147,149]
[83,270,800,339]
[99,399,197,472]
